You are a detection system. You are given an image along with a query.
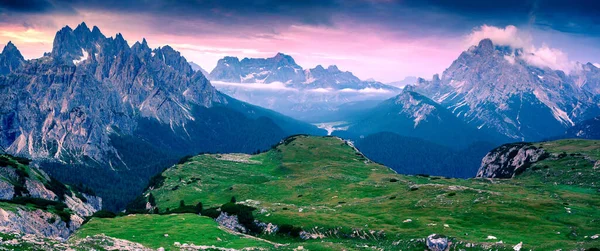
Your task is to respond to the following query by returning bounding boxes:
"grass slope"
[76,214,273,250]
[86,136,600,250]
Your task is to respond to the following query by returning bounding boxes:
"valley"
[0,3,599,249]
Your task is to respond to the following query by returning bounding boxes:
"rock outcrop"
[0,208,82,240]
[426,234,449,251]
[0,154,101,239]
[476,143,548,178]
[216,212,247,233]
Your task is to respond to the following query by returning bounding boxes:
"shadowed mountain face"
[413,39,600,142]
[0,22,324,210]
[337,88,506,149]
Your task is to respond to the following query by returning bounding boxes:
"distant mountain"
[209,53,400,120]
[337,88,505,149]
[413,39,600,142]
[188,61,209,76]
[387,76,417,88]
[210,53,306,84]
[0,22,324,210]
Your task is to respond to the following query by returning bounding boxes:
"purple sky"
[1,0,599,82]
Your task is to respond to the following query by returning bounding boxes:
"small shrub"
[177,155,194,165]
[278,224,302,237]
[201,207,220,218]
[389,178,398,182]
[448,192,456,197]
[195,202,203,213]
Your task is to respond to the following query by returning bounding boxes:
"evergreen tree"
[179,200,185,208]
[148,193,156,206]
[195,202,203,213]
[230,196,236,203]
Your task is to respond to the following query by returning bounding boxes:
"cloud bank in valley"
[211,81,393,95]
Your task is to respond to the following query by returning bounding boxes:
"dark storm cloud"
[1,0,599,36]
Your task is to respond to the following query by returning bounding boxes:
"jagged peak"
[115,33,125,41]
[1,41,24,61]
[59,25,73,33]
[74,22,90,33]
[313,65,325,71]
[91,25,101,34]
[274,52,288,58]
[3,41,18,52]
[327,65,339,71]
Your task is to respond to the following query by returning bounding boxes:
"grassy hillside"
[76,214,275,250]
[77,136,600,250]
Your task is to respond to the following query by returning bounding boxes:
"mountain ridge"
[0,22,324,210]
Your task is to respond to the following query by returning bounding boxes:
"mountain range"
[0,22,324,210]
[208,53,401,120]
[412,39,600,142]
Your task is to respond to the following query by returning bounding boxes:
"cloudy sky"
[1,0,599,82]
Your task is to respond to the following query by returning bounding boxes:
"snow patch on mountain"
[72,48,88,65]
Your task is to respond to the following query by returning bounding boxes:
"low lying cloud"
[339,87,391,94]
[211,81,394,95]
[210,81,297,91]
[594,63,600,68]
[466,25,531,49]
[466,25,581,74]
[307,88,333,93]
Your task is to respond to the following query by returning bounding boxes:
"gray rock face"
[0,207,84,240]
[25,179,57,201]
[0,154,101,239]
[0,22,223,167]
[215,212,247,233]
[64,194,102,217]
[426,234,449,251]
[0,180,14,200]
[414,39,600,142]
[476,143,548,178]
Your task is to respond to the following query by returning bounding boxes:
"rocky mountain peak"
[2,41,23,59]
[327,65,340,72]
[0,41,25,75]
[477,38,494,51]
[153,45,194,75]
[313,65,325,71]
